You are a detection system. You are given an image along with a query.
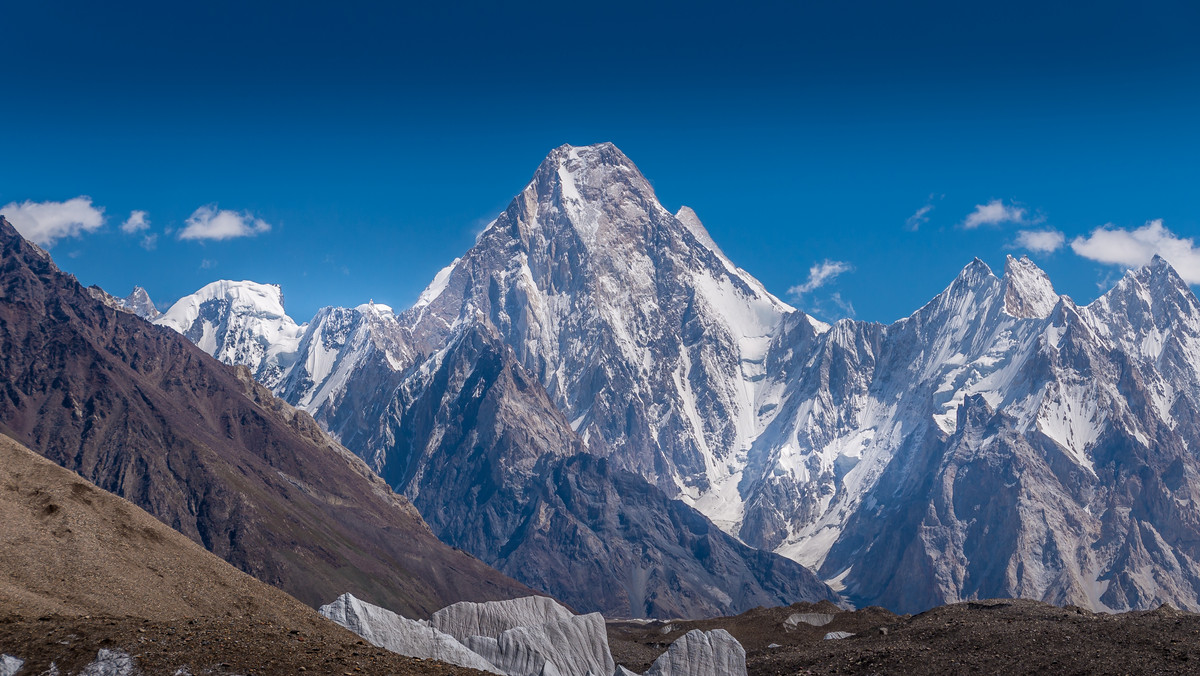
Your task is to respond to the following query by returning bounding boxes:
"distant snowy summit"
[158,142,1200,616]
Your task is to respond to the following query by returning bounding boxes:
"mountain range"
[148,142,1200,616]
[0,216,535,618]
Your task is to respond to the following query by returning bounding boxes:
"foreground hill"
[0,216,534,616]
[0,432,486,675]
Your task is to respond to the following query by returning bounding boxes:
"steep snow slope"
[155,280,306,388]
[751,255,1200,612]
[399,143,800,534]
[160,143,1200,615]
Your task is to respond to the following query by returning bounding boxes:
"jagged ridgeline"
[0,216,536,618]
[158,143,1200,615]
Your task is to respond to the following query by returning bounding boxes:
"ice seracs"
[323,593,748,676]
[642,629,747,676]
[432,596,616,676]
[319,594,503,673]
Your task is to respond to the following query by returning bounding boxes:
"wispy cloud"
[827,292,856,318]
[906,204,935,231]
[0,196,105,246]
[1071,219,1200,284]
[1014,229,1065,253]
[140,233,158,250]
[121,210,150,233]
[179,205,271,241]
[962,199,1027,229]
[788,260,852,299]
[199,258,217,269]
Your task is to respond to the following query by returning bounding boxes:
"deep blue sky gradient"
[2,1,1198,322]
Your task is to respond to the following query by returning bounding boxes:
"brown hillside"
[0,216,536,617]
[0,432,487,674]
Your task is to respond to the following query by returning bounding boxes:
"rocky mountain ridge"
[156,142,1200,614]
[0,215,536,618]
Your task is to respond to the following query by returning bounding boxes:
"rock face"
[319,594,503,673]
[0,432,503,674]
[399,143,797,520]
[0,216,534,617]
[156,143,1200,616]
[805,256,1200,613]
[379,322,838,618]
[642,629,747,676]
[160,285,837,615]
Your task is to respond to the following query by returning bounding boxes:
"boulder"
[0,656,23,676]
[784,612,833,629]
[80,649,136,676]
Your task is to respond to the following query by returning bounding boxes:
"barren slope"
[0,432,489,675]
[0,216,535,616]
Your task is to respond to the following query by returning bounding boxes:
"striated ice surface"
[433,596,615,676]
[642,629,746,676]
[319,593,502,673]
[323,593,749,676]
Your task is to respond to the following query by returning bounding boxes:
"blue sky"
[2,1,1198,323]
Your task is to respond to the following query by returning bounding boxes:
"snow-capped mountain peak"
[1002,255,1059,319]
[121,285,160,320]
[155,280,304,387]
[390,143,807,507]
[157,144,1200,617]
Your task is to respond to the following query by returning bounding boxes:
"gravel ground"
[609,599,1200,675]
[0,614,489,675]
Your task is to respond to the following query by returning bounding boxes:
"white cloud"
[140,233,158,251]
[828,292,856,318]
[1071,219,1200,284]
[0,196,105,246]
[179,205,271,241]
[906,204,934,231]
[962,199,1027,229]
[1014,229,1065,253]
[121,210,150,233]
[788,259,852,299]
